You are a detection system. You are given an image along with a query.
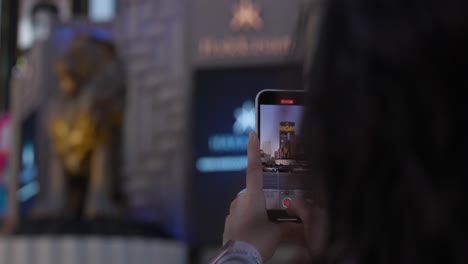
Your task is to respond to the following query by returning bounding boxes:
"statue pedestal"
[13,219,170,238]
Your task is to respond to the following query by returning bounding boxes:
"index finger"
[246,132,263,192]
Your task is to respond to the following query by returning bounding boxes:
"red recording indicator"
[282,197,292,208]
[280,99,294,105]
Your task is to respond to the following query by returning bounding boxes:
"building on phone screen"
[279,122,295,159]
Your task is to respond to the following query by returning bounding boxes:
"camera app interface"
[259,100,307,210]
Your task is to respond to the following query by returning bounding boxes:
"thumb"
[287,196,313,223]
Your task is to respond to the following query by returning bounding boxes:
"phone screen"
[256,90,308,221]
[259,104,304,164]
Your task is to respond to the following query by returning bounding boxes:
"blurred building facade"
[116,0,307,244]
[3,0,319,249]
[115,0,189,239]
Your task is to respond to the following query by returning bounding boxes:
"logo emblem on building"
[230,0,264,32]
[233,101,255,134]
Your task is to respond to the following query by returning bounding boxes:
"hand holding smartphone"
[255,89,308,223]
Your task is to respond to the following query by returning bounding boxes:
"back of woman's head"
[302,0,468,263]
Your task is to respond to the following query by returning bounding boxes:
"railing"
[0,236,187,264]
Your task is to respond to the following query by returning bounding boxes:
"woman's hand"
[222,132,328,261]
[285,197,328,257]
[222,132,281,262]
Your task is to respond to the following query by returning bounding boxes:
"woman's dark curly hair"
[301,0,468,263]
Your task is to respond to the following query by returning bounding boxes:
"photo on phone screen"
[256,90,308,222]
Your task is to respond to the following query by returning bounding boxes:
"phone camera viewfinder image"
[256,90,308,222]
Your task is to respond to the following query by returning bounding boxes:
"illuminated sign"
[233,101,255,135]
[191,0,300,65]
[230,0,263,32]
[198,36,291,59]
[209,135,249,152]
[196,100,255,173]
[280,125,295,132]
[196,156,248,173]
[191,66,303,245]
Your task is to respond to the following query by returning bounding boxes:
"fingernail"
[237,188,247,196]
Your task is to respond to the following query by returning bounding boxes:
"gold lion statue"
[35,34,125,219]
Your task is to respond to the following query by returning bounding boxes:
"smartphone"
[255,89,308,223]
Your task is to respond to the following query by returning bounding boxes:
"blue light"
[22,143,35,165]
[196,156,248,172]
[233,101,256,135]
[17,182,40,202]
[208,135,249,152]
[53,26,113,46]
[89,0,116,22]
